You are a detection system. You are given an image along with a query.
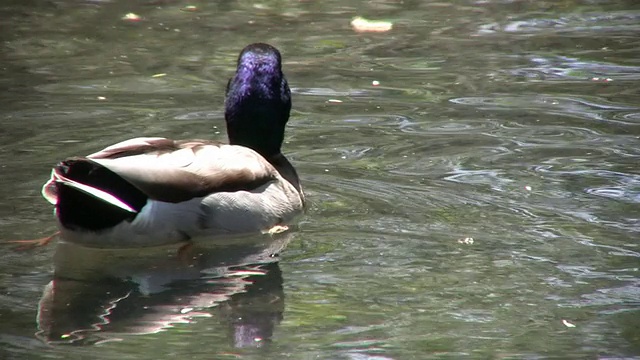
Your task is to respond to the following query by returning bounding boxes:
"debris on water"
[122,13,142,22]
[372,80,380,86]
[327,99,343,103]
[525,185,532,191]
[562,319,576,328]
[152,73,167,78]
[351,16,393,33]
[263,224,289,235]
[181,5,198,12]
[457,237,474,245]
[97,96,106,100]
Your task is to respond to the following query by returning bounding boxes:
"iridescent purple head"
[225,43,291,158]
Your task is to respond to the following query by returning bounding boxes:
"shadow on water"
[36,232,293,347]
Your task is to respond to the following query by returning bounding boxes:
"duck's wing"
[81,137,278,203]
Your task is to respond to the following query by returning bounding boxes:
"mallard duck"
[39,43,304,248]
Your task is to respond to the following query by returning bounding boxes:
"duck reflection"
[36,233,292,346]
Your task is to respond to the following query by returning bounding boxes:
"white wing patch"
[54,171,137,213]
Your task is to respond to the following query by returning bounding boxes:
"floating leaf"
[122,13,142,22]
[351,17,393,33]
[457,237,474,245]
[181,5,198,12]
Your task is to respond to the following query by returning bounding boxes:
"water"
[1,0,639,358]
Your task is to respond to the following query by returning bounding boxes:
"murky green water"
[1,0,639,358]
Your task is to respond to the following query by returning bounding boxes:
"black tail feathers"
[55,159,147,231]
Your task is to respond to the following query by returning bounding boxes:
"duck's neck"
[267,152,302,194]
[224,98,289,159]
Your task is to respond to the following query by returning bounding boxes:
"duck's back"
[43,137,304,248]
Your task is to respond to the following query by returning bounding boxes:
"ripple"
[451,94,635,111]
[563,281,640,308]
[506,55,640,81]
[443,168,514,189]
[450,94,639,125]
[400,118,502,135]
[448,309,495,323]
[612,111,640,123]
[173,110,222,121]
[7,107,129,122]
[293,87,369,97]
[35,76,217,95]
[586,187,640,203]
[327,115,416,128]
[336,352,394,360]
[534,166,640,208]
[478,11,640,35]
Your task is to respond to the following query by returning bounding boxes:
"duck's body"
[41,43,304,248]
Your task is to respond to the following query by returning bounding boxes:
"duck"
[38,43,304,248]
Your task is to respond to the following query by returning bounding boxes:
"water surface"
[1,0,639,359]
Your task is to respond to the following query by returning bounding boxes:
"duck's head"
[225,43,291,158]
